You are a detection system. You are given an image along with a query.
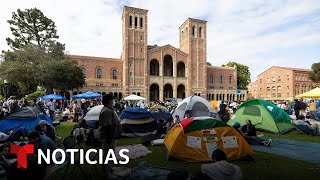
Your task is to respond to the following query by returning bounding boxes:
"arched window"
[134,17,138,28]
[209,74,214,84]
[192,25,195,37]
[220,75,223,84]
[229,75,232,84]
[140,17,143,28]
[129,15,132,27]
[81,67,86,78]
[96,67,102,79]
[199,26,202,38]
[112,69,117,80]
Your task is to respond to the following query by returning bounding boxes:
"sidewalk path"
[252,137,320,164]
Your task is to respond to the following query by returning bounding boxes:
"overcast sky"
[1,0,319,79]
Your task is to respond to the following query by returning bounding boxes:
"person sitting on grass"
[294,115,317,132]
[240,120,272,147]
[200,149,242,180]
[73,119,89,142]
[0,127,29,142]
[28,131,56,153]
[35,120,56,141]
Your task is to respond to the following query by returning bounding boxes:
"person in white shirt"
[46,99,55,120]
[201,149,242,180]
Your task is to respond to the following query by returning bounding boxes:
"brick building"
[248,66,319,100]
[71,6,247,101]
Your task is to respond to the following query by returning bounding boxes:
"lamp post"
[2,80,9,100]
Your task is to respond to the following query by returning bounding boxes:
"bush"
[24,90,46,101]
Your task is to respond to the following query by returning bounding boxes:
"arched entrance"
[150,59,159,76]
[177,62,185,77]
[163,55,173,76]
[164,84,173,100]
[177,84,185,99]
[150,84,159,101]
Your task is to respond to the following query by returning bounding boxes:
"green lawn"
[53,122,320,180]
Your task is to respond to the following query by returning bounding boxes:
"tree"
[309,62,320,83]
[1,8,84,95]
[206,62,212,66]
[222,61,251,90]
[0,45,85,94]
[6,8,61,50]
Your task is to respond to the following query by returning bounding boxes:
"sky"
[0,0,319,80]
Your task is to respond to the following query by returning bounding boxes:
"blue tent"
[0,107,53,132]
[119,108,151,119]
[151,112,171,121]
[72,91,102,99]
[43,94,67,100]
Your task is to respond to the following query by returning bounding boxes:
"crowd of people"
[0,93,319,179]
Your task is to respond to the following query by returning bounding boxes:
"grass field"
[53,122,320,180]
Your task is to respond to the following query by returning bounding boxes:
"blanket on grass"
[115,144,151,161]
[252,137,320,164]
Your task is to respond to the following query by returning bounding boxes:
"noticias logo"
[10,144,130,169]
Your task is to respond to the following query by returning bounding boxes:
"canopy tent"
[228,99,295,134]
[172,96,220,120]
[0,107,53,132]
[123,94,145,101]
[164,117,253,162]
[83,105,104,127]
[72,91,102,99]
[296,87,320,98]
[119,108,156,137]
[42,94,67,101]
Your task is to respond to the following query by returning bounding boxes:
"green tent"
[228,99,295,134]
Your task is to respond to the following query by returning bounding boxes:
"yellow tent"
[164,117,253,162]
[296,87,320,98]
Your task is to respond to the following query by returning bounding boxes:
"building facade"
[248,66,319,100]
[71,6,247,101]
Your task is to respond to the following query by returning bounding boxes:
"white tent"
[84,105,104,121]
[123,94,146,101]
[172,96,220,121]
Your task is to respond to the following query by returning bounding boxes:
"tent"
[172,96,220,120]
[0,107,53,132]
[83,105,103,128]
[119,108,156,137]
[72,91,102,99]
[123,94,145,101]
[296,87,320,98]
[164,117,253,162]
[227,99,295,134]
[150,105,168,112]
[43,94,67,100]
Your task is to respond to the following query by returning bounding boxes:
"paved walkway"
[252,137,320,164]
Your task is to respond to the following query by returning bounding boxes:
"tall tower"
[179,18,207,97]
[121,6,148,97]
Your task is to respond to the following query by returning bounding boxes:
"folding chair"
[62,135,87,180]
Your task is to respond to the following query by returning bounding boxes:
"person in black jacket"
[241,120,272,147]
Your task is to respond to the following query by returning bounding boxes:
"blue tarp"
[72,91,102,99]
[119,108,151,119]
[252,137,320,164]
[0,107,53,132]
[43,94,67,100]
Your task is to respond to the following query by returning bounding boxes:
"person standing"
[47,99,55,120]
[80,99,88,117]
[99,94,121,175]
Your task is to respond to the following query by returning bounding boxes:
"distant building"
[70,6,247,101]
[248,66,319,100]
